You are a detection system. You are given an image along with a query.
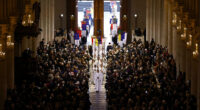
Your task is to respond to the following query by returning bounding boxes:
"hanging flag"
[121,32,125,41]
[81,21,87,30]
[77,29,82,38]
[84,18,89,26]
[95,38,98,46]
[74,33,79,40]
[118,33,121,42]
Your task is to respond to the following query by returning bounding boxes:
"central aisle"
[89,39,107,110]
[89,80,106,110]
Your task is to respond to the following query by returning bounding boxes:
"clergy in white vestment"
[94,69,103,92]
[69,30,74,44]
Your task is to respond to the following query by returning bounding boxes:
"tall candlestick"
[7,35,11,42]
[0,44,2,52]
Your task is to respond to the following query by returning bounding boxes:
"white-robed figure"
[69,30,74,44]
[94,69,103,92]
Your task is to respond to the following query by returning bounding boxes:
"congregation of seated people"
[5,38,91,110]
[106,39,196,110]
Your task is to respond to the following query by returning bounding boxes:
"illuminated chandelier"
[193,43,199,58]
[186,34,192,48]
[180,26,187,40]
[172,12,177,26]
[6,35,14,47]
[22,13,34,26]
[0,43,5,59]
[176,19,182,32]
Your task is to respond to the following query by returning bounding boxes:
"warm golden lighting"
[176,20,182,31]
[172,12,177,26]
[22,13,34,26]
[180,27,187,40]
[123,15,127,20]
[0,44,6,58]
[7,35,14,47]
[193,43,199,58]
[70,15,74,20]
[0,44,2,51]
[186,34,192,48]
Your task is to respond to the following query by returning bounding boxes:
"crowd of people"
[5,38,91,110]
[106,39,196,109]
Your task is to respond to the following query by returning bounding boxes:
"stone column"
[176,36,181,77]
[186,49,192,81]
[180,41,186,72]
[40,0,45,42]
[146,0,150,42]
[149,0,153,41]
[40,0,55,43]
[160,0,164,45]
[41,0,47,43]
[162,0,168,47]
[168,1,173,54]
[191,58,198,97]
[51,0,55,41]
[0,24,8,110]
[6,16,17,89]
[156,0,161,44]
[6,46,13,89]
[47,0,50,42]
[186,0,189,10]
[7,0,17,16]
[152,0,156,41]
[66,0,78,31]
[172,27,177,60]
[94,0,104,37]
[22,37,28,52]
[49,0,52,41]
[28,37,32,50]
[0,0,8,22]
[198,45,200,109]
[0,59,7,110]
[47,0,54,42]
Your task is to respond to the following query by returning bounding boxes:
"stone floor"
[89,37,107,110]
[89,84,107,110]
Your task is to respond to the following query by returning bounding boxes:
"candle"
[0,44,2,52]
[7,35,11,42]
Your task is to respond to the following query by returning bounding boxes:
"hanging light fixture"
[186,34,192,48]
[180,27,187,40]
[22,13,34,26]
[0,43,5,59]
[123,14,127,21]
[176,19,182,32]
[193,43,199,58]
[70,14,74,20]
[6,35,14,47]
[172,12,177,26]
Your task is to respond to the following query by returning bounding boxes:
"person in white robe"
[94,69,103,92]
[69,30,74,44]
